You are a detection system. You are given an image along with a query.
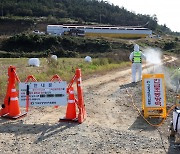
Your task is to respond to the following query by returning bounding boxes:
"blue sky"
[108,0,180,32]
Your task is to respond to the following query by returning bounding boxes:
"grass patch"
[0,58,130,103]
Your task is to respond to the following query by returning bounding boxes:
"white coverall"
[129,44,146,82]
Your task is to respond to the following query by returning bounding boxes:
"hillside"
[0,33,180,59]
[1,0,180,57]
[0,0,157,27]
[0,0,177,35]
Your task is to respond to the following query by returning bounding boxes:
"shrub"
[1,34,111,57]
[164,41,176,50]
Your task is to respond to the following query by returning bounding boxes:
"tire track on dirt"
[83,55,178,131]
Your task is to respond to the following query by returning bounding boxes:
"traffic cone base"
[0,112,9,117]
[59,117,78,122]
[1,112,27,120]
[0,106,8,117]
[78,106,87,123]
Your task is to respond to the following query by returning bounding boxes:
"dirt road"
[0,55,179,154]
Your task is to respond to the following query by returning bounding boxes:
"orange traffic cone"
[60,87,77,122]
[8,88,21,118]
[76,69,86,123]
[0,66,27,119]
[59,68,86,124]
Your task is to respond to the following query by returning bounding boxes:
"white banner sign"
[144,78,164,107]
[19,82,67,107]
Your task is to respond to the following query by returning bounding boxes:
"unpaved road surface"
[0,55,180,154]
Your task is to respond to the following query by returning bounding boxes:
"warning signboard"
[144,78,164,107]
[19,81,67,107]
[142,74,167,118]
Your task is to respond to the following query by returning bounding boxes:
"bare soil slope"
[0,55,179,154]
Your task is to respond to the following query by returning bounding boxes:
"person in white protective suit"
[129,44,146,83]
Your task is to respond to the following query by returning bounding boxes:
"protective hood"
[134,44,139,51]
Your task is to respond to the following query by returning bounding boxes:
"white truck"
[47,25,64,35]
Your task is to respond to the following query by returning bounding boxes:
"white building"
[47,25,152,38]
